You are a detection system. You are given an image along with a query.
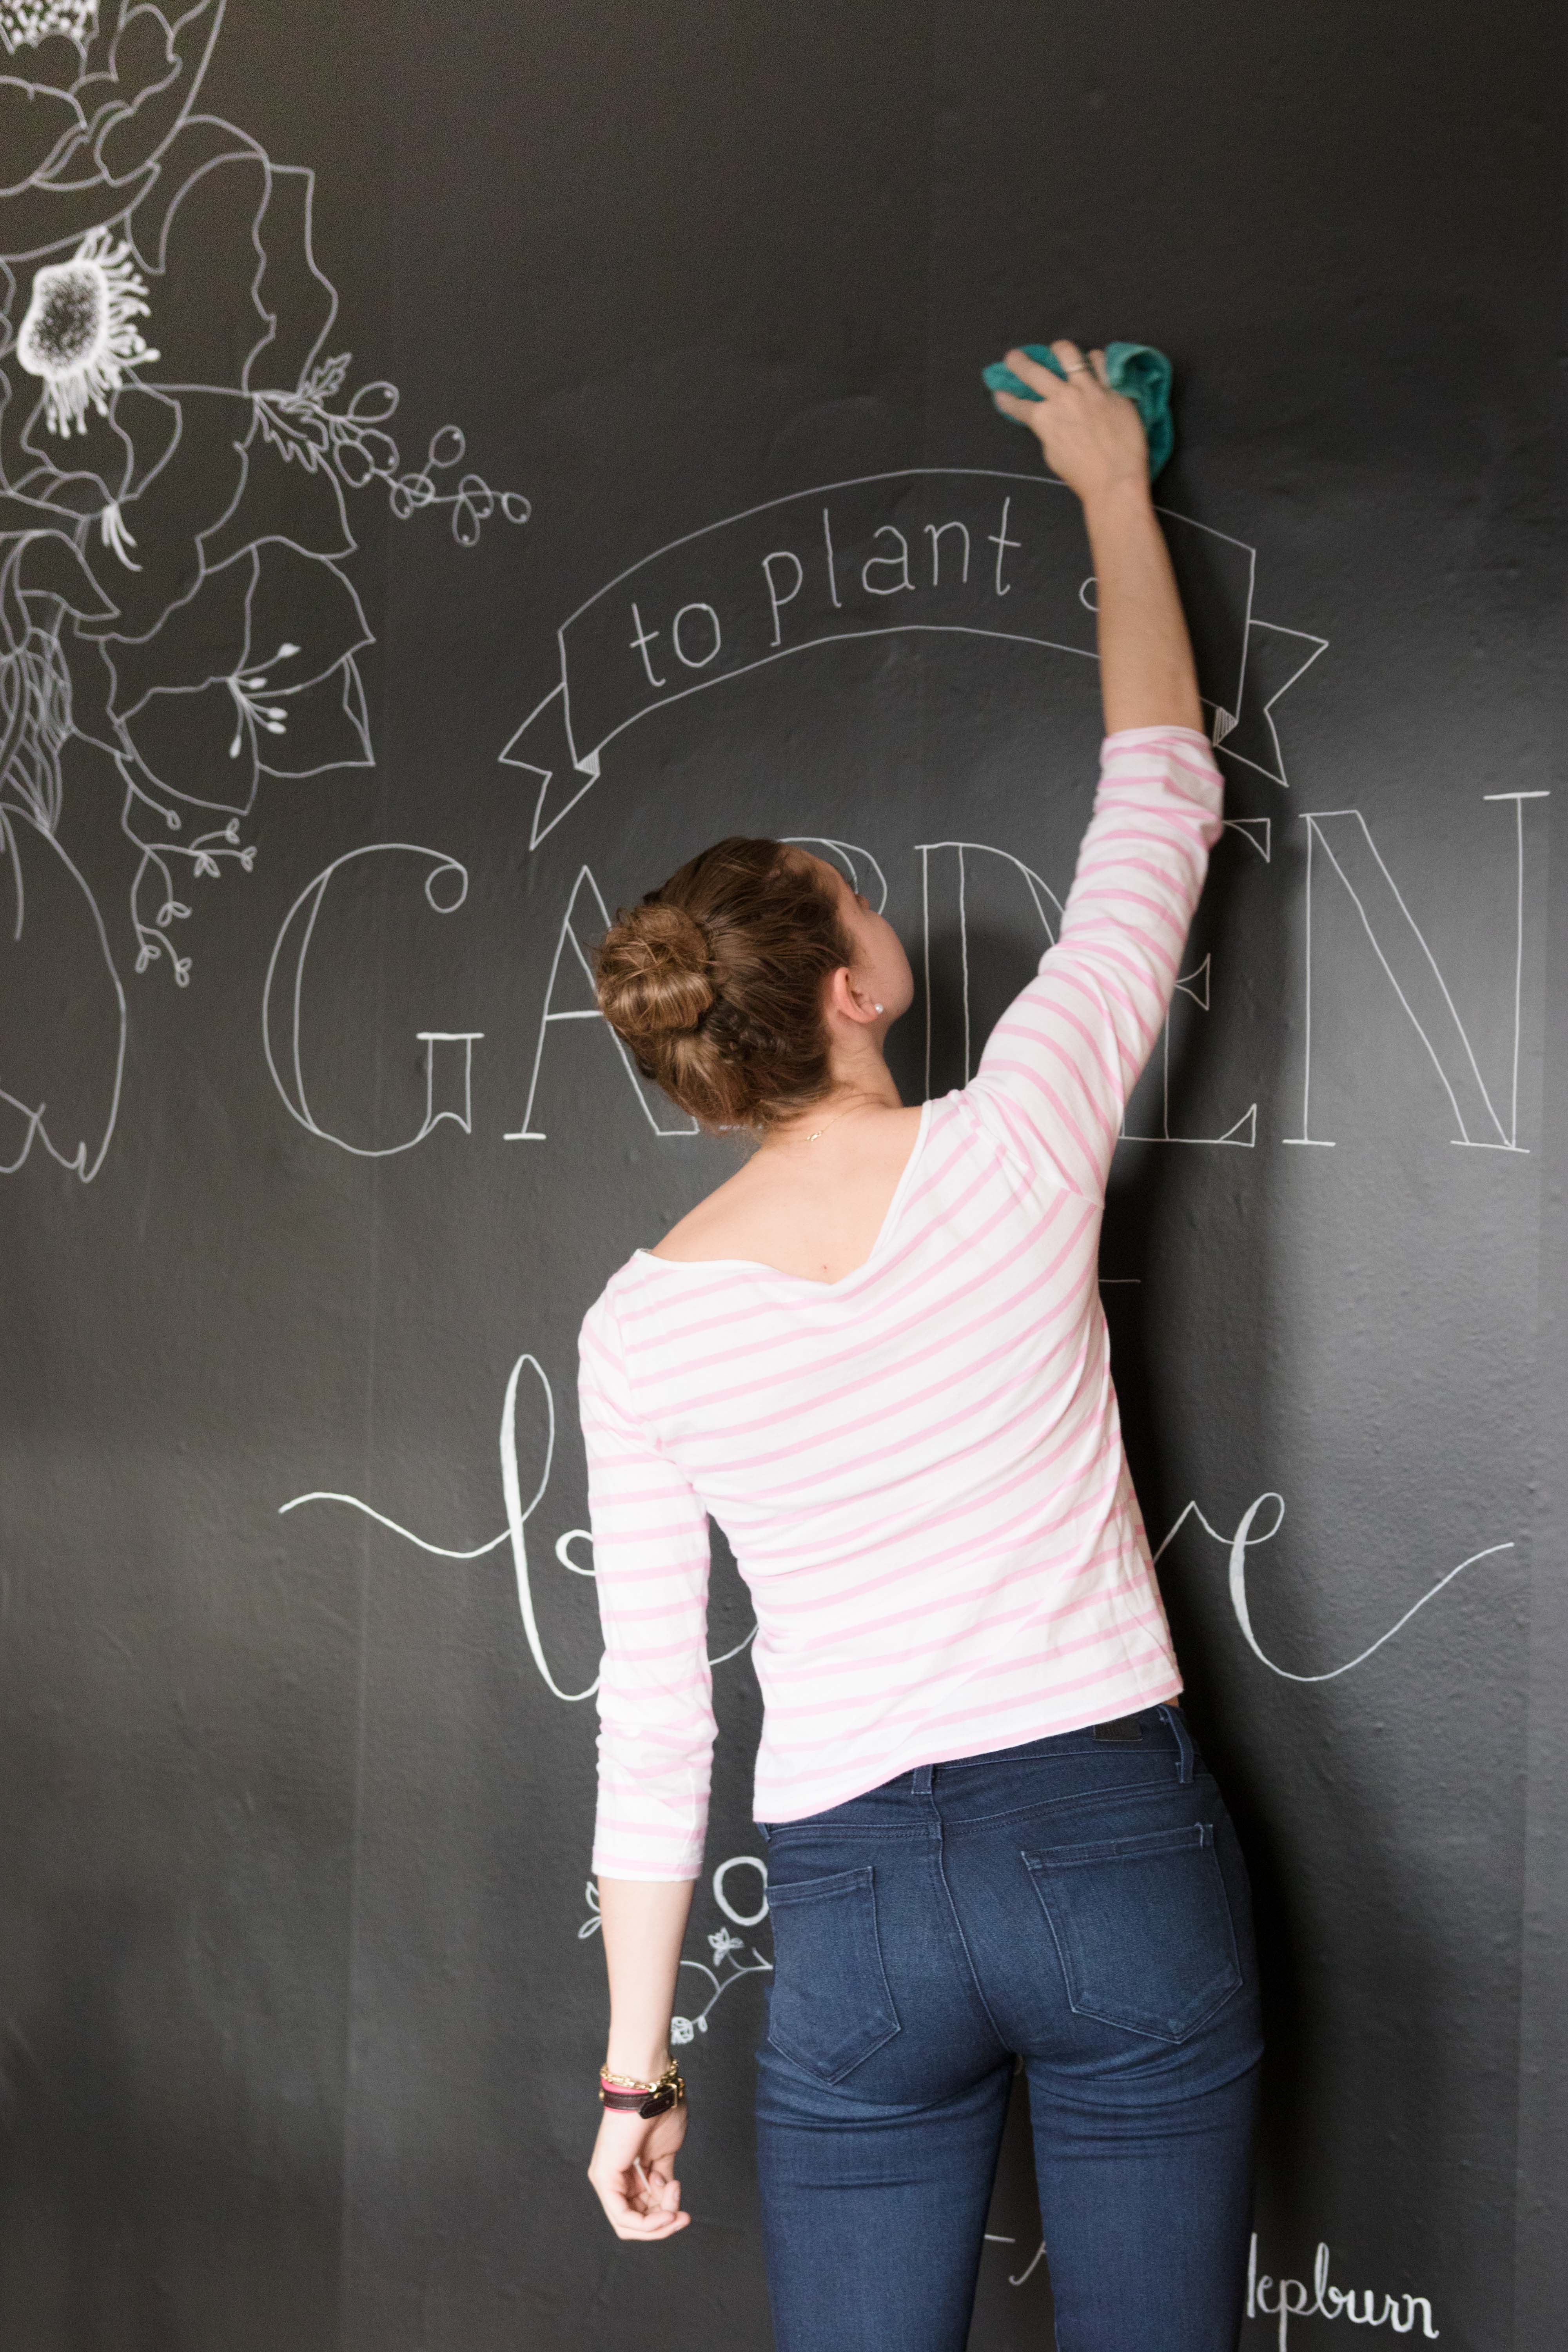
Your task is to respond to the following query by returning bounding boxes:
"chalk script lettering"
[628,599,666,688]
[1248,2236,1439,2345]
[762,549,804,646]
[822,505,842,606]
[280,1352,759,1699]
[989,493,1020,595]
[1154,1494,1513,1683]
[712,1855,769,1926]
[671,601,722,669]
[862,524,915,595]
[925,518,971,586]
[503,472,1263,848]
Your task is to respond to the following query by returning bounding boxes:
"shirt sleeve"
[580,1287,715,1882]
[966,723,1224,1198]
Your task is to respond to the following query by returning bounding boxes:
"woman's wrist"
[604,2042,673,2081]
[1080,471,1157,539]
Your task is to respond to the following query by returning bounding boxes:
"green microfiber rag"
[982,342,1174,479]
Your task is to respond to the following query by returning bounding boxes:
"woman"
[579,343,1263,2352]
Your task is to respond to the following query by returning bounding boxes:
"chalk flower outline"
[16,227,159,435]
[0,1,530,1182]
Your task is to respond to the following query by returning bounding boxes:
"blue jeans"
[755,1705,1263,2352]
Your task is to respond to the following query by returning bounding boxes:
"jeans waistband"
[762,1704,1196,1841]
[888,1704,1191,1788]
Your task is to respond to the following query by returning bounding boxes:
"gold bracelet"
[600,2060,676,2090]
[598,2058,685,2116]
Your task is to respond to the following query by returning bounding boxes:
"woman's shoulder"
[644,1159,761,1266]
[579,1254,650,1349]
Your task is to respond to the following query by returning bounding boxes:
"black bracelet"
[598,2060,685,2118]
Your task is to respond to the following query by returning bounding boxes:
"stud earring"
[874,1003,884,1014]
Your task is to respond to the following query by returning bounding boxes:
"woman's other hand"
[992,341,1149,507]
[587,2098,692,2241]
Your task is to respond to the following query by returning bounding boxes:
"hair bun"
[596,900,714,1039]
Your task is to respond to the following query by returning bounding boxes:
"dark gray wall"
[0,2,1561,2346]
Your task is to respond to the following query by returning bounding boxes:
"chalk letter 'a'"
[862,525,915,595]
[503,864,699,1141]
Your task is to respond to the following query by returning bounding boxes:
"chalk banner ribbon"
[503,468,1256,845]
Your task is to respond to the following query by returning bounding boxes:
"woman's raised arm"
[991,340,1203,735]
[969,344,1222,1196]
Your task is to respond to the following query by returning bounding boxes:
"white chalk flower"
[0,0,98,47]
[17,229,160,437]
[669,2016,695,2046]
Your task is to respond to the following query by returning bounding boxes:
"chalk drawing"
[0,0,528,1181]
[1248,2237,1439,2346]
[1122,952,1258,1148]
[17,225,158,434]
[1153,1493,1513,1682]
[2,3,100,47]
[782,835,889,915]
[501,468,1321,849]
[1285,795,1548,1151]
[504,864,701,1142]
[990,2195,1444,2328]
[578,1857,774,2046]
[916,838,1063,1096]
[261,842,481,1158]
[983,2234,1050,2290]
[669,1924,773,2044]
[1122,817,1272,1146]
[917,834,1258,1145]
[1212,620,1329,790]
[279,1352,758,1696]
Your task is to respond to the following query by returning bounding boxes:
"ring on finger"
[1063,358,1092,375]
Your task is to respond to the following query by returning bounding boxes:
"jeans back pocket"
[1022,1820,1242,2043]
[764,1863,902,2083]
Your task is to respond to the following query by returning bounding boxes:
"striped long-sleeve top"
[579,724,1224,1880]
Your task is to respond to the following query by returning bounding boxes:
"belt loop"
[1161,1705,1194,1785]
[911,1762,934,1795]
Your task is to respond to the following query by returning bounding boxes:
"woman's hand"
[587,2098,691,2241]
[991,340,1149,508]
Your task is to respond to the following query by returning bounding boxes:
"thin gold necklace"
[760,1103,851,1149]
[798,1100,871,1143]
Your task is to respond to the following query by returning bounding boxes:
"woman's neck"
[756,1065,904,1154]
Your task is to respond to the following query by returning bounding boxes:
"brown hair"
[593,838,854,1132]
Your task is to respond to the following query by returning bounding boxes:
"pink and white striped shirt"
[580,725,1224,1880]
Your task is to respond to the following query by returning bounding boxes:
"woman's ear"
[828,966,881,1026]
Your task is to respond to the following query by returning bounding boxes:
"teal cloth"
[982,341,1174,479]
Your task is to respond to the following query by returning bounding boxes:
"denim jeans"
[755,1705,1263,2352]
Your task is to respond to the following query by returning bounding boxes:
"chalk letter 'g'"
[262,842,474,1157]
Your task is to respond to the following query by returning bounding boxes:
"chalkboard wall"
[0,3,1561,2346]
